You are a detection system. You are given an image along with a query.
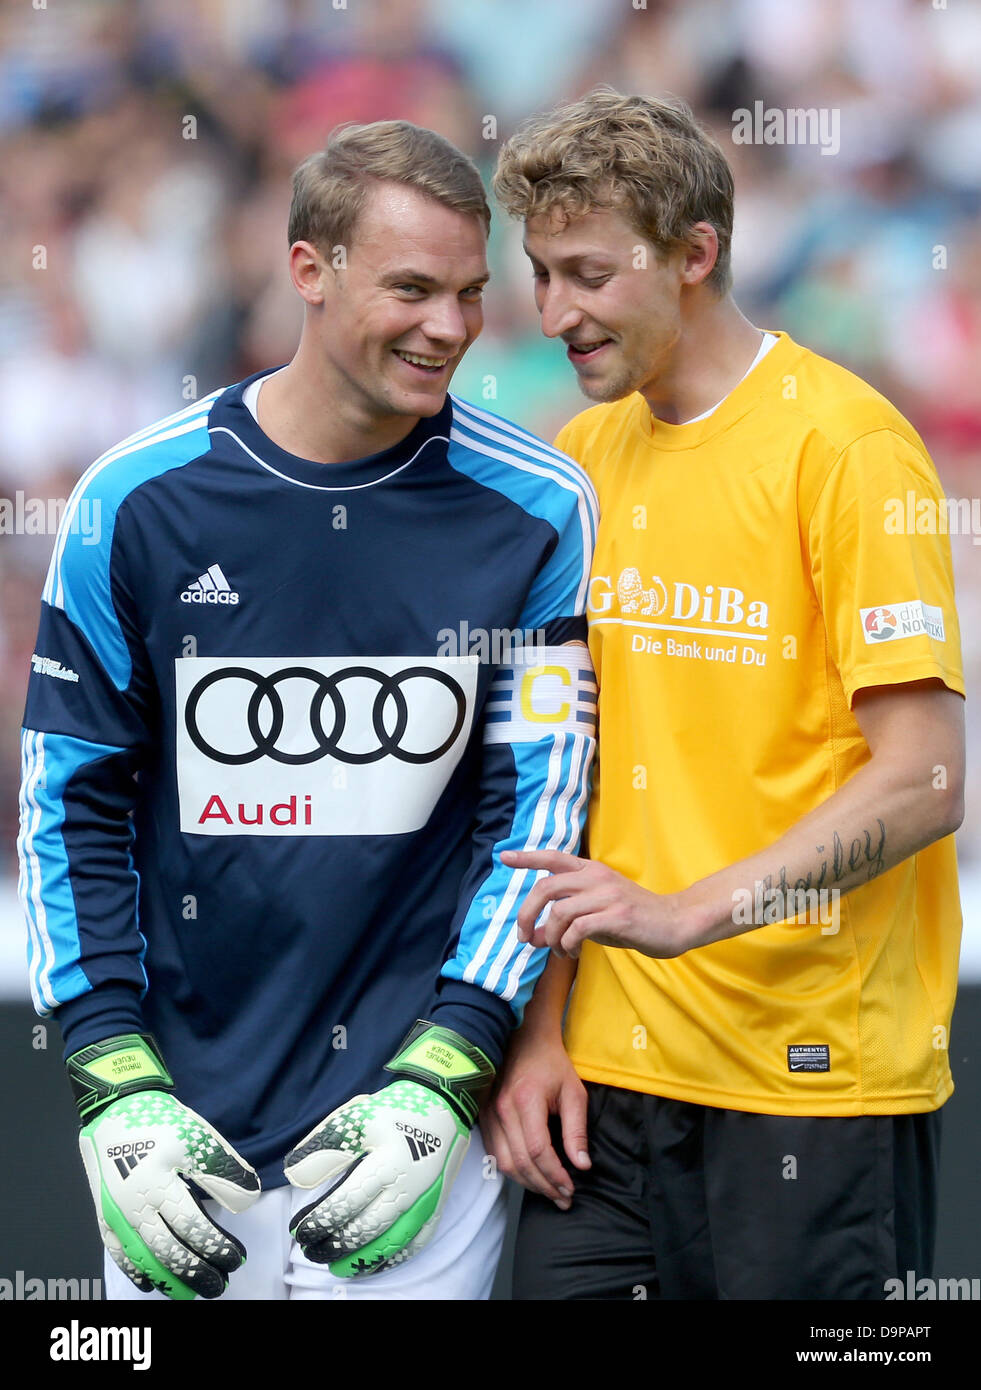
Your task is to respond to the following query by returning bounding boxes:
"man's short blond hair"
[493,88,734,293]
[289,120,490,255]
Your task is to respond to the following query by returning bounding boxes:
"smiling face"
[524,206,686,404]
[313,180,489,427]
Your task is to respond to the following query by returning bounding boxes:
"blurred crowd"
[3,0,980,867]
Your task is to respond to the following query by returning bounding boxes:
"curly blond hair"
[493,88,733,293]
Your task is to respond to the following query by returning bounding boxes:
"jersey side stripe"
[482,731,582,992]
[45,415,214,688]
[43,394,220,606]
[451,395,599,526]
[462,733,569,987]
[484,732,589,994]
[500,733,591,1002]
[19,729,136,1014]
[92,388,222,457]
[447,429,593,616]
[18,730,54,1011]
[449,405,598,546]
[45,401,218,609]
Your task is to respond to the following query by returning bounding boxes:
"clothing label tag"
[787,1044,830,1072]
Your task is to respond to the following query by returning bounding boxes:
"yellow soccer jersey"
[558,330,964,1116]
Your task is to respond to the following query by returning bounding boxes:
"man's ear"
[288,240,331,306]
[680,222,719,289]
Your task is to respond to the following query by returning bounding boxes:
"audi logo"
[184,665,467,765]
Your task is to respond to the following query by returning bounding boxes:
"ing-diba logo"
[589,569,769,629]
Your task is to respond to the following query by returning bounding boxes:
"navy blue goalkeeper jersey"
[18,372,598,1185]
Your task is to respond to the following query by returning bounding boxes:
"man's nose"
[539,280,582,340]
[422,297,469,348]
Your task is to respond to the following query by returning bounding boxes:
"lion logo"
[617,568,668,616]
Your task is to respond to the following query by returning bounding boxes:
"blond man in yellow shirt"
[484,89,966,1300]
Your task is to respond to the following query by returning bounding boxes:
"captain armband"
[482,645,597,744]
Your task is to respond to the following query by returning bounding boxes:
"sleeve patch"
[860,602,945,644]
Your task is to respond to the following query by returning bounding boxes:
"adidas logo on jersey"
[180,564,239,605]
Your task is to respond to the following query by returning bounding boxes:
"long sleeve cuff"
[427,980,515,1071]
[55,984,146,1061]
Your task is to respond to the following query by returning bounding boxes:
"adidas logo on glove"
[394,1122,442,1147]
[394,1120,443,1161]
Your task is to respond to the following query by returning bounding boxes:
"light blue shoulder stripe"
[446,405,596,616]
[43,396,220,691]
[451,395,598,513]
[450,395,598,539]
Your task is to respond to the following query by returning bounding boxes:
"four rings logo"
[185,666,467,766]
[175,655,478,838]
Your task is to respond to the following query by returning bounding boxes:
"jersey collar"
[208,367,452,490]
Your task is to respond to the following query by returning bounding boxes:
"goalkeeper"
[17,120,597,1301]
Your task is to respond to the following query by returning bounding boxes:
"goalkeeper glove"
[68,1032,261,1299]
[284,1020,494,1277]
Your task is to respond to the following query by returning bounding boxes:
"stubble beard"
[575,353,644,404]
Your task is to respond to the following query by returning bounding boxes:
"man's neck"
[642,297,765,426]
[255,344,422,465]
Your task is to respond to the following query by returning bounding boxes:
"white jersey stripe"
[501,734,591,1002]
[501,941,537,1006]
[46,410,215,609]
[16,731,39,1006]
[464,733,567,988]
[449,427,594,615]
[451,395,599,524]
[547,730,587,855]
[486,732,588,995]
[450,405,598,544]
[208,427,447,492]
[43,392,220,607]
[18,731,58,1012]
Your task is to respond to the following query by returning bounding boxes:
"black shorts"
[511,1082,942,1300]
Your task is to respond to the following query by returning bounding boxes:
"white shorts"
[104,1133,507,1301]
